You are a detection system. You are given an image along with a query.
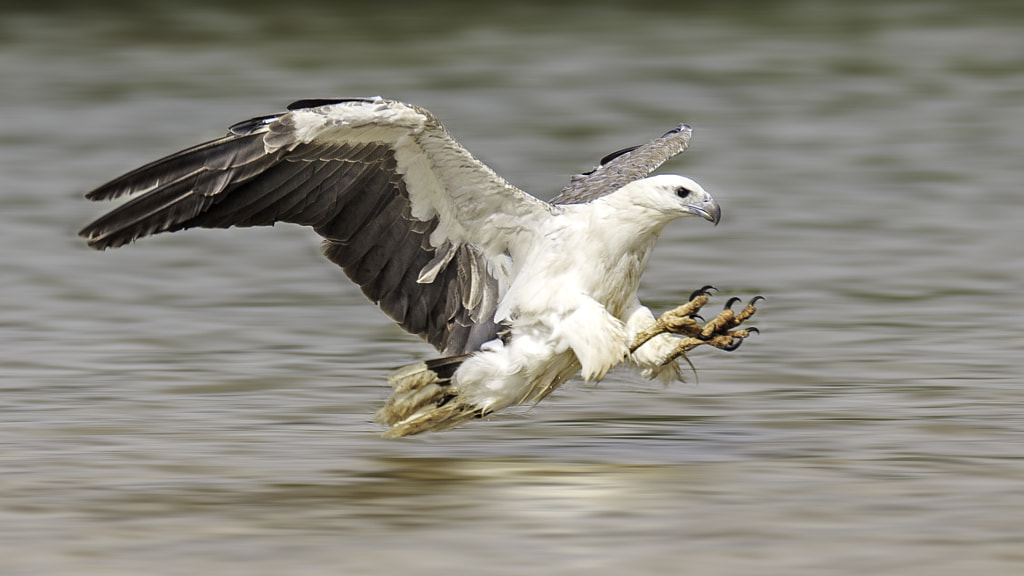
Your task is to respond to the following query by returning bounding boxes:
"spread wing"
[79,97,553,355]
[552,123,693,205]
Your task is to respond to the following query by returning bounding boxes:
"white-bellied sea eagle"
[79,97,760,437]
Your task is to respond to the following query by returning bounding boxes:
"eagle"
[79,97,760,437]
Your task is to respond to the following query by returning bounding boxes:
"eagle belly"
[454,238,655,412]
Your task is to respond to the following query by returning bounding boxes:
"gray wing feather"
[79,101,502,355]
[551,123,693,205]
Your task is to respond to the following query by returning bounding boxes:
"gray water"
[3,1,1023,574]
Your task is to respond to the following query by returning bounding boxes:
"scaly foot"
[631,287,762,365]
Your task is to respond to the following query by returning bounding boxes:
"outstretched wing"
[551,123,693,205]
[79,97,552,355]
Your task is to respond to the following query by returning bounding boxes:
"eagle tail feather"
[375,354,487,438]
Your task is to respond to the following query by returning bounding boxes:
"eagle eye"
[675,186,692,199]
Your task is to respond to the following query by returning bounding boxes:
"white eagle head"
[608,174,721,226]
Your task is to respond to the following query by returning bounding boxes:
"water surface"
[2,2,1023,574]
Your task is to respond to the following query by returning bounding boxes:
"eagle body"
[79,97,727,437]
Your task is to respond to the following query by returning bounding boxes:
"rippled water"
[3,1,1023,574]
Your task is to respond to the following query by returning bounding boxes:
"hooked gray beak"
[688,199,721,226]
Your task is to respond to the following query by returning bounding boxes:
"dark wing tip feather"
[79,183,215,250]
[79,128,279,251]
[661,123,692,137]
[286,98,377,111]
[228,114,280,136]
[83,131,267,202]
[552,122,694,205]
[577,145,641,176]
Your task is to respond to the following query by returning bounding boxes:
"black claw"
[689,285,717,301]
[746,327,760,335]
[690,314,705,322]
[723,337,744,352]
[749,295,766,306]
[724,296,741,310]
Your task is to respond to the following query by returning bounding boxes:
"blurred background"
[2,1,1023,574]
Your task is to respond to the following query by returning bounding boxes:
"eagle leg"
[632,293,762,364]
[629,287,715,352]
